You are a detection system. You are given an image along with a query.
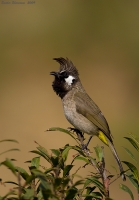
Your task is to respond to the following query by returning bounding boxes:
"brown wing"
[74,91,113,142]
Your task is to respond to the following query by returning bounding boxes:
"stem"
[100,147,110,199]
[75,131,110,199]
[17,172,22,199]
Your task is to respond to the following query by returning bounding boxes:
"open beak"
[50,71,57,76]
[50,71,60,78]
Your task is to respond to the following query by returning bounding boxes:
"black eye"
[60,71,68,78]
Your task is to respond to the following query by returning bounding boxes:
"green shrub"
[0,128,138,200]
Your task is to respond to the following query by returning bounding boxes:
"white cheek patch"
[65,75,75,86]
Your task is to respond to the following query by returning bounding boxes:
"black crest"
[53,57,79,78]
[51,57,80,99]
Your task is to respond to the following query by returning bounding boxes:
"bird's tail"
[108,141,126,181]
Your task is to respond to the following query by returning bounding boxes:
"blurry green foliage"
[0,128,139,199]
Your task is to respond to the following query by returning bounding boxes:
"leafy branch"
[0,129,138,200]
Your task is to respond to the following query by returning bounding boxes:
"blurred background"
[0,1,139,199]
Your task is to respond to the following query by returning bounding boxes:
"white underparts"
[65,75,75,85]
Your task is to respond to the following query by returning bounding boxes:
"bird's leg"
[82,135,93,150]
[68,127,84,138]
[68,128,93,150]
[68,127,85,146]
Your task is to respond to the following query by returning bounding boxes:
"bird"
[50,57,126,181]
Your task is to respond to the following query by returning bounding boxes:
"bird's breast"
[62,98,97,135]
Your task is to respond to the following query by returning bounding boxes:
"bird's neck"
[62,81,85,101]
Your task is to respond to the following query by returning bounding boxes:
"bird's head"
[50,57,79,98]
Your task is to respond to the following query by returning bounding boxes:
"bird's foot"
[68,127,85,147]
[81,135,93,150]
[68,127,85,139]
[81,143,89,150]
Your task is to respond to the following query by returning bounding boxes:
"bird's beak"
[50,71,59,77]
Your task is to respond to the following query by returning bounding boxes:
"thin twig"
[74,130,110,199]
[84,149,100,173]
[17,172,22,199]
[100,146,110,198]
[109,174,121,185]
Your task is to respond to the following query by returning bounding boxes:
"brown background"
[0,1,139,199]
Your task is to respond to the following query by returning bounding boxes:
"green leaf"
[84,178,92,189]
[30,169,53,190]
[4,181,19,186]
[104,198,114,200]
[83,191,103,199]
[62,177,70,188]
[124,137,139,152]
[37,146,51,159]
[30,150,47,159]
[73,180,84,187]
[31,149,51,164]
[23,188,34,199]
[39,178,51,191]
[59,157,65,170]
[123,147,137,163]
[123,161,139,182]
[0,148,20,156]
[62,146,72,162]
[54,177,62,188]
[63,165,74,177]
[128,133,139,144]
[73,156,89,164]
[51,156,59,167]
[31,157,40,169]
[86,186,96,195]
[87,177,104,195]
[41,190,51,200]
[31,169,46,177]
[51,149,60,156]
[1,158,16,175]
[47,127,80,145]
[65,188,78,200]
[71,146,87,157]
[0,139,18,143]
[44,168,53,174]
[15,166,30,180]
[127,173,139,190]
[120,184,134,200]
[25,175,36,185]
[94,146,103,162]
